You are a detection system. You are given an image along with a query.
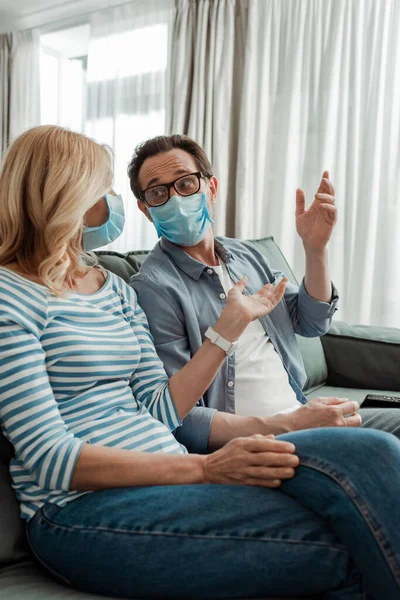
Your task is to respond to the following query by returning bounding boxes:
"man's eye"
[178,178,196,190]
[149,187,165,198]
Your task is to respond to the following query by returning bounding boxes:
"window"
[40,24,89,131]
[39,13,170,251]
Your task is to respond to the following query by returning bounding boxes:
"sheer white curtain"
[86,0,175,252]
[235,0,400,327]
[169,0,400,327]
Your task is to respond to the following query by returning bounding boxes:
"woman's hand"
[202,434,299,487]
[214,276,287,342]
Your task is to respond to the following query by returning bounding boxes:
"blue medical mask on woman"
[149,192,213,247]
[83,193,125,251]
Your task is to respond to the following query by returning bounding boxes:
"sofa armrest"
[321,321,400,391]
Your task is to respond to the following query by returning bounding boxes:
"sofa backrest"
[0,236,327,571]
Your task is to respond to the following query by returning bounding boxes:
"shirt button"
[227,380,234,388]
[207,269,213,274]
[219,293,226,299]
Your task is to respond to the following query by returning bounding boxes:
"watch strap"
[204,326,234,354]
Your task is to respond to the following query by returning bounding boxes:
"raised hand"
[296,171,337,252]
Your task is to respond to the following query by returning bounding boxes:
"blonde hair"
[0,125,112,294]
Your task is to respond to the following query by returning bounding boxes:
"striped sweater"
[0,267,186,521]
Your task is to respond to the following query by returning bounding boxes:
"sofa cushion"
[0,431,30,569]
[0,562,319,600]
[0,562,120,599]
[305,385,400,404]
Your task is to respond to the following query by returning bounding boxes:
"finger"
[344,413,362,427]
[315,193,335,204]
[295,188,306,217]
[233,276,248,294]
[250,452,300,467]
[319,397,351,406]
[241,437,297,454]
[318,175,334,195]
[245,466,296,480]
[242,478,282,488]
[271,280,287,304]
[261,280,287,305]
[322,170,329,179]
[320,204,337,214]
[261,278,287,299]
[257,278,287,300]
[338,401,360,415]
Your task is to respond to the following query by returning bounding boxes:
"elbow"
[295,320,331,338]
[26,438,84,492]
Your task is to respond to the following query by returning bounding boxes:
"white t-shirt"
[212,259,301,417]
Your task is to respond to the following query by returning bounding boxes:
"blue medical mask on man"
[83,193,125,251]
[149,192,213,247]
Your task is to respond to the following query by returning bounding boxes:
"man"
[128,134,399,453]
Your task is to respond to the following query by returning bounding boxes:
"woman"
[0,125,399,600]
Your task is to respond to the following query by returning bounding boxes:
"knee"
[279,427,400,467]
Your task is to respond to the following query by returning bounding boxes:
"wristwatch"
[204,327,238,356]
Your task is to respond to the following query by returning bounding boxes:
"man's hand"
[285,397,362,431]
[296,171,337,252]
[214,276,288,342]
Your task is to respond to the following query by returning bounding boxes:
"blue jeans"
[27,428,400,600]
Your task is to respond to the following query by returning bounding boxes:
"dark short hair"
[127,134,213,200]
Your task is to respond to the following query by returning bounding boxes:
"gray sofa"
[1,236,400,600]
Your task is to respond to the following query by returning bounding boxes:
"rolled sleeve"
[173,406,217,454]
[298,279,339,319]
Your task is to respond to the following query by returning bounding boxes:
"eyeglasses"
[140,172,206,207]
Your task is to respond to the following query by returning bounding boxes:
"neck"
[181,229,218,266]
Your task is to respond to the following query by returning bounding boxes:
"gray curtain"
[0,30,40,160]
[0,34,11,158]
[167,0,248,236]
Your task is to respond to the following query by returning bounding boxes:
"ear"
[209,176,218,205]
[137,200,153,223]
[84,197,109,227]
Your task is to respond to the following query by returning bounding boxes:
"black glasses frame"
[140,172,206,207]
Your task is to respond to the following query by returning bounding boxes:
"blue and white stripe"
[0,268,185,521]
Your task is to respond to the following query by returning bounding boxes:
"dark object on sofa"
[1,236,399,600]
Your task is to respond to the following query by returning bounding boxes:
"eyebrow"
[146,167,193,189]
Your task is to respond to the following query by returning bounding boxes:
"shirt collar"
[159,237,233,281]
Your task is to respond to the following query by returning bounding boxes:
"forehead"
[139,149,198,189]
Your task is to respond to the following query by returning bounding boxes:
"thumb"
[295,189,306,217]
[234,276,248,293]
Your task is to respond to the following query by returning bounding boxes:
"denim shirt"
[129,237,339,453]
